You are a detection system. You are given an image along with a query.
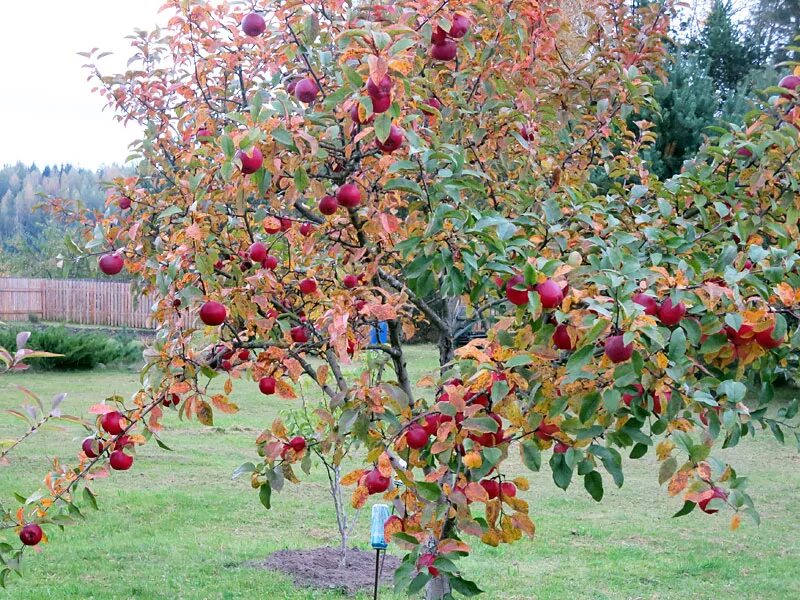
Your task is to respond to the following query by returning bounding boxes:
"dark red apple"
[633,292,659,316]
[535,422,560,441]
[299,222,314,236]
[365,468,391,494]
[279,218,292,232]
[553,324,575,350]
[553,441,569,454]
[336,183,362,208]
[725,323,754,346]
[366,74,392,99]
[98,253,124,275]
[500,481,517,498]
[658,297,686,326]
[109,449,134,471]
[622,383,645,407]
[536,278,564,309]
[101,411,126,435]
[257,376,276,395]
[406,425,430,449]
[319,195,339,215]
[288,436,306,452]
[196,127,212,141]
[423,97,442,113]
[261,255,278,270]
[480,479,500,499]
[430,40,457,61]
[755,324,783,349]
[82,437,102,458]
[299,278,317,294]
[241,12,266,36]
[199,301,227,326]
[779,74,800,98]
[449,13,470,37]
[235,146,263,174]
[698,486,728,514]
[294,78,319,103]
[421,414,441,436]
[343,274,359,289]
[605,335,633,363]
[248,242,267,262]
[371,94,392,114]
[376,125,404,153]
[505,274,530,306]
[290,326,309,343]
[19,523,43,546]
[119,196,131,210]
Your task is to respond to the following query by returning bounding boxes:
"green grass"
[1,345,799,599]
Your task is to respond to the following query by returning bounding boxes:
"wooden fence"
[0,278,155,329]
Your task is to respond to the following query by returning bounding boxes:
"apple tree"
[10,0,800,596]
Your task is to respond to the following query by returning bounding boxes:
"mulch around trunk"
[248,546,401,594]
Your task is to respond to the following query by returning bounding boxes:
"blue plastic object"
[370,504,390,549]
[370,322,389,344]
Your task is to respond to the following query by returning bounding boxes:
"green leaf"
[550,452,573,490]
[629,443,648,459]
[672,500,696,518]
[658,456,678,485]
[584,471,604,501]
[462,417,499,433]
[579,391,601,423]
[415,481,442,502]
[407,571,431,594]
[82,487,98,511]
[520,440,541,472]
[259,482,272,510]
[375,112,392,142]
[449,575,483,596]
[393,532,421,545]
[232,462,256,480]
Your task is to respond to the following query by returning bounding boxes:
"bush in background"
[0,325,143,370]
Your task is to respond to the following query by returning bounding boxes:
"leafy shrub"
[0,326,143,370]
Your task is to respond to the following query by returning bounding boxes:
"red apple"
[736,147,753,159]
[82,437,102,458]
[406,425,430,449]
[199,301,227,326]
[290,326,309,343]
[336,183,362,208]
[196,127,212,141]
[430,40,457,61]
[279,218,292,232]
[480,479,500,499]
[622,383,645,407]
[633,292,659,316]
[299,222,314,236]
[449,13,470,38]
[421,414,441,436]
[535,422,560,441]
[779,74,800,98]
[553,324,575,350]
[98,253,124,275]
[294,78,319,103]
[262,255,278,270]
[423,97,442,113]
[235,146,263,174]
[725,323,754,346]
[536,278,564,309]
[19,523,43,546]
[289,436,306,452]
[299,278,317,294]
[605,335,633,363]
[468,413,503,447]
[119,196,131,210]
[259,376,277,395]
[109,449,134,471]
[349,101,374,124]
[698,486,728,514]
[238,349,250,361]
[554,441,569,454]
[505,274,530,306]
[371,94,392,114]
[658,297,686,326]
[365,468,391,494]
[376,125,404,153]
[343,274,359,289]
[500,481,517,498]
[101,411,126,435]
[248,242,267,262]
[755,324,783,349]
[319,195,339,215]
[417,553,439,577]
[366,74,392,99]
[241,12,266,36]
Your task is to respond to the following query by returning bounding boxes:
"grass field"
[1,345,799,599]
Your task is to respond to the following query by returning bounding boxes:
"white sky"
[0,1,165,169]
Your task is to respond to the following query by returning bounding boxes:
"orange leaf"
[384,515,404,542]
[351,485,369,509]
[341,469,365,486]
[88,404,115,415]
[211,394,239,414]
[730,513,741,531]
[378,452,392,478]
[276,378,297,399]
[668,470,689,496]
[463,451,482,469]
[437,538,470,554]
[465,482,489,503]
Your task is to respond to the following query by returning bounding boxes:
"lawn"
[1,345,799,599]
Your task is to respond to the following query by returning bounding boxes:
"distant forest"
[0,163,128,278]
[0,0,796,279]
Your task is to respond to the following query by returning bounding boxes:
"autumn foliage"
[4,0,800,595]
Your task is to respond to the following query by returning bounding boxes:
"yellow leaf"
[463,451,482,469]
[512,477,529,491]
[511,512,536,537]
[656,439,675,461]
[271,418,288,439]
[480,529,500,547]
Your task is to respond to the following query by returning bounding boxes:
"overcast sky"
[0,1,164,169]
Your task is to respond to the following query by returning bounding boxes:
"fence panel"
[0,278,154,329]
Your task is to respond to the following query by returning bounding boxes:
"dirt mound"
[250,546,401,594]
